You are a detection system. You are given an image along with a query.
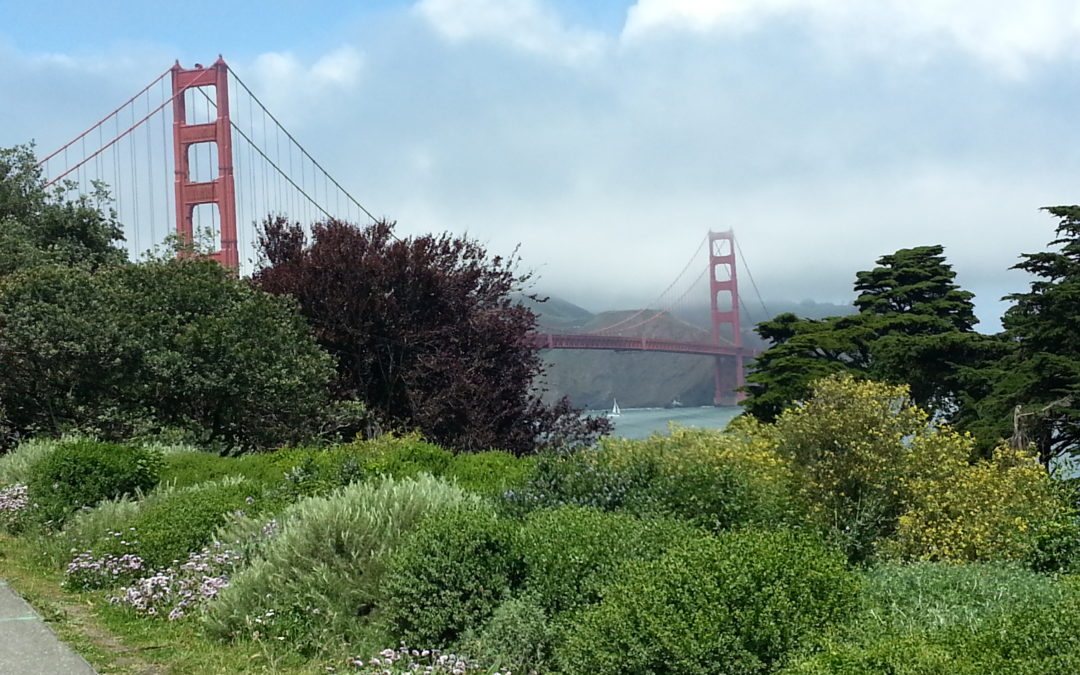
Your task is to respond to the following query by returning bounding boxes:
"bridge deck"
[525,333,755,358]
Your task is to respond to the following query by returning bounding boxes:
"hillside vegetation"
[4,376,1080,674]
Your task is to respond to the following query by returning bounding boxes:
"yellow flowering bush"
[889,442,1071,563]
[770,375,927,561]
[765,375,1076,564]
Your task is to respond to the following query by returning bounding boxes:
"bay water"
[602,406,743,440]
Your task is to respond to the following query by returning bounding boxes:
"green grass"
[1,531,318,674]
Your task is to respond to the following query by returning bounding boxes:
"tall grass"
[857,561,1068,637]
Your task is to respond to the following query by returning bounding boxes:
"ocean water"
[602,406,743,440]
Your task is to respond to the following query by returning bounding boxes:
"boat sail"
[608,398,621,418]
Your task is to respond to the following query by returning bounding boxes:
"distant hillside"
[518,294,594,331]
[523,294,856,409]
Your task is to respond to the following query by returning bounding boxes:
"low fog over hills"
[523,294,854,409]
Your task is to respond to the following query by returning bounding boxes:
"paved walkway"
[0,579,97,674]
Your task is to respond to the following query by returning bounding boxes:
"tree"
[740,313,870,421]
[0,258,337,448]
[969,206,1080,466]
[253,217,609,454]
[743,245,990,422]
[0,144,126,276]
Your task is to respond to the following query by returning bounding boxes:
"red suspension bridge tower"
[170,58,239,270]
[37,56,757,407]
[709,230,745,405]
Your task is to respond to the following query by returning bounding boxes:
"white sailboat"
[608,398,621,418]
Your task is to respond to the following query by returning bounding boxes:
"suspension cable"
[44,70,215,188]
[226,66,379,224]
[588,233,708,334]
[734,236,770,319]
[37,67,172,167]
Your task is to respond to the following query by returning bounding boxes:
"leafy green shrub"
[124,477,266,570]
[624,451,762,531]
[381,507,519,647]
[461,594,557,675]
[0,259,337,449]
[160,448,317,490]
[506,425,789,532]
[786,634,971,674]
[159,451,247,489]
[203,475,479,655]
[352,434,454,478]
[444,451,534,496]
[514,506,702,617]
[604,422,793,530]
[25,439,161,527]
[503,449,657,514]
[0,435,93,486]
[1028,513,1080,574]
[557,530,860,675]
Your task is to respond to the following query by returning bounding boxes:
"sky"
[5,0,1080,332]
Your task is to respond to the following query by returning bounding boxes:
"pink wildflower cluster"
[0,483,29,512]
[347,644,512,675]
[113,541,244,620]
[0,483,29,530]
[64,535,146,591]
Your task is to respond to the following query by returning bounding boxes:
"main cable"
[588,233,708,334]
[226,67,379,225]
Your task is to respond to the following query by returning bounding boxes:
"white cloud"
[248,46,364,91]
[413,0,606,64]
[240,47,365,124]
[623,0,1080,76]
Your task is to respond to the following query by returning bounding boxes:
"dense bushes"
[6,373,1080,673]
[204,475,480,654]
[123,478,265,570]
[0,436,77,485]
[557,530,860,674]
[514,506,700,616]
[443,450,534,496]
[890,441,1074,564]
[0,259,337,449]
[25,439,161,527]
[381,508,519,647]
[506,423,788,532]
[461,594,555,674]
[764,375,1080,565]
[771,376,926,561]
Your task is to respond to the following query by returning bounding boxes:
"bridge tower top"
[708,230,741,348]
[171,57,239,269]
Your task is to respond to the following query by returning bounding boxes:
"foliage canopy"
[253,217,609,454]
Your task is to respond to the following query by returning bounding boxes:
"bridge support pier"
[713,355,745,406]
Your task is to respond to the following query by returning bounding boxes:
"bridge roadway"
[524,333,756,358]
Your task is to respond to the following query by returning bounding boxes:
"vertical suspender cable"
[145,86,155,251]
[131,100,140,255]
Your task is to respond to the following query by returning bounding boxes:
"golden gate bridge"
[36,57,763,405]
